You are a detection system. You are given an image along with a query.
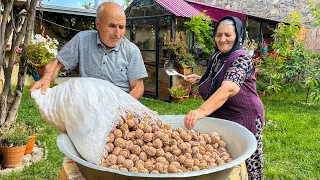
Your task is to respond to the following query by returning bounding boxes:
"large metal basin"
[57,115,256,180]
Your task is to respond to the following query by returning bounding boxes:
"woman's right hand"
[184,74,201,85]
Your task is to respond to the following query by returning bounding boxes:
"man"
[30,2,148,99]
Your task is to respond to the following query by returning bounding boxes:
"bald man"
[30,2,148,99]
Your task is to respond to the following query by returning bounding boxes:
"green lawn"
[0,87,319,179]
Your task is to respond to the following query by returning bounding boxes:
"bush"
[168,87,187,98]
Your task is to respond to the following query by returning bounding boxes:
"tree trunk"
[0,0,38,139]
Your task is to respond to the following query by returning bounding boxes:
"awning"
[155,0,201,18]
[185,0,247,22]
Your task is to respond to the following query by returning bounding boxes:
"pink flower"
[15,46,22,53]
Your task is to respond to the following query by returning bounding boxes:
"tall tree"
[122,0,132,10]
[0,0,38,138]
[82,2,94,9]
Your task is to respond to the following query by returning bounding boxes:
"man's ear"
[95,18,100,30]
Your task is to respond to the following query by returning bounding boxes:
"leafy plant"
[28,34,59,67]
[1,123,29,147]
[178,54,197,68]
[184,11,214,61]
[168,87,187,98]
[308,0,320,26]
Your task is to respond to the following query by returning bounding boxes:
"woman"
[184,16,264,180]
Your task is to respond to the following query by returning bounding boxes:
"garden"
[0,0,320,179]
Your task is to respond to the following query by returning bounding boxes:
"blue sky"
[42,0,125,9]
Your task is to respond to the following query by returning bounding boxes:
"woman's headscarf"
[213,16,244,58]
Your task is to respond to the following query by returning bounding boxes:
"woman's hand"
[184,74,201,85]
[184,108,207,130]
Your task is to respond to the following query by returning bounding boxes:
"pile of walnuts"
[100,113,233,174]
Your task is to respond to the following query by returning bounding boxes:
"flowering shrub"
[28,34,59,66]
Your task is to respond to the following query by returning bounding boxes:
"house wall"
[197,0,319,28]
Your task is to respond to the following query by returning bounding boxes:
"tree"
[0,0,38,139]
[122,0,132,10]
[82,2,94,9]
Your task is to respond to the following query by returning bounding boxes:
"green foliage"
[308,0,320,26]
[82,2,94,9]
[168,87,187,98]
[184,11,214,60]
[2,123,29,147]
[164,39,196,68]
[179,54,197,68]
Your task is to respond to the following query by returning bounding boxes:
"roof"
[185,0,247,21]
[155,0,201,18]
[37,4,96,17]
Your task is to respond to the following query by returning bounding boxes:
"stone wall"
[195,0,319,27]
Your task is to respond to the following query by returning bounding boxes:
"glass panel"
[158,17,171,100]
[247,17,260,43]
[142,51,156,96]
[261,21,276,47]
[133,20,156,50]
[126,0,172,18]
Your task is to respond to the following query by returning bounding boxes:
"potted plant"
[168,87,187,103]
[243,39,258,57]
[177,54,197,75]
[24,120,40,154]
[1,123,29,168]
[28,34,59,77]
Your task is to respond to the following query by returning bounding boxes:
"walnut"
[194,153,203,161]
[139,168,149,174]
[112,147,122,156]
[156,119,163,127]
[169,145,178,152]
[135,129,144,139]
[164,124,171,130]
[218,147,227,153]
[213,143,219,149]
[119,167,128,172]
[122,131,131,140]
[170,161,181,169]
[177,169,184,173]
[114,138,125,148]
[136,160,145,166]
[141,145,149,153]
[139,152,148,162]
[171,131,180,140]
[106,143,114,153]
[172,149,182,156]
[150,170,160,174]
[129,154,139,163]
[168,164,178,173]
[156,157,169,165]
[124,140,133,150]
[119,149,130,158]
[225,158,233,163]
[218,140,226,148]
[143,133,153,142]
[121,159,133,169]
[198,146,206,155]
[113,129,122,139]
[203,154,211,162]
[107,133,115,143]
[169,139,177,146]
[146,146,157,156]
[129,131,136,140]
[184,153,192,158]
[120,123,129,132]
[161,134,170,145]
[107,154,117,165]
[193,159,200,166]
[134,139,144,146]
[136,123,144,129]
[156,148,165,157]
[222,156,230,162]
[146,142,153,147]
[183,158,194,168]
[127,119,136,128]
[129,167,138,172]
[136,163,145,171]
[208,162,217,168]
[216,158,225,165]
[220,152,230,158]
[180,132,192,142]
[192,141,200,147]
[144,161,154,171]
[152,124,160,133]
[155,162,164,173]
[154,131,164,139]
[191,133,199,141]
[205,144,214,153]
[178,155,186,164]
[211,135,220,143]
[150,139,162,149]
[109,165,119,170]
[130,145,141,155]
[199,140,206,147]
[118,119,124,126]
[165,152,177,163]
[191,146,199,155]
[126,112,134,119]
[212,152,219,159]
[143,124,152,133]
[163,145,170,152]
[199,162,207,170]
[192,166,200,171]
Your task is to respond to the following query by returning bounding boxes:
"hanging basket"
[2,145,26,168]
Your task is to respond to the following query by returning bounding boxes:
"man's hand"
[184,74,201,85]
[184,108,206,130]
[30,76,52,95]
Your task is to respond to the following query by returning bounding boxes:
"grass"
[0,87,319,179]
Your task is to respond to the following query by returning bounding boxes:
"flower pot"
[178,67,192,75]
[25,135,37,155]
[172,96,183,103]
[36,66,45,78]
[2,145,26,168]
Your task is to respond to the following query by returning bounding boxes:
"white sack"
[31,77,158,164]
